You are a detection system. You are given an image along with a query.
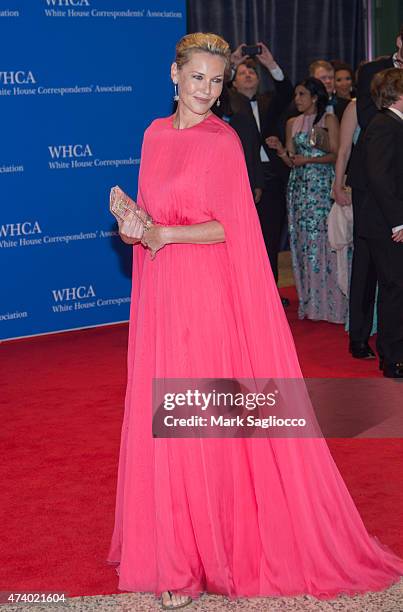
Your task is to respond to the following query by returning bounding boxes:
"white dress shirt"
[249,64,285,163]
[392,52,403,68]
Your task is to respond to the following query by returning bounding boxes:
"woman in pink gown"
[108,33,403,609]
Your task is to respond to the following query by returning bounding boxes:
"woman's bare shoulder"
[324,112,339,127]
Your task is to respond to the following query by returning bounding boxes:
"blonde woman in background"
[333,98,359,206]
[333,99,377,347]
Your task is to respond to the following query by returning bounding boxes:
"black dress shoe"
[281,297,290,308]
[349,341,376,359]
[383,362,403,379]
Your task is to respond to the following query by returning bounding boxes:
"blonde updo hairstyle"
[175,32,231,72]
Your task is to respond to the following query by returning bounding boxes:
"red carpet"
[1,287,402,597]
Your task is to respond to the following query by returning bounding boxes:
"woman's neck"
[173,104,211,129]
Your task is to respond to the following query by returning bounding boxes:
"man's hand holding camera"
[231,42,278,72]
[255,42,279,72]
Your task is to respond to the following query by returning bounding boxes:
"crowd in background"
[211,24,403,378]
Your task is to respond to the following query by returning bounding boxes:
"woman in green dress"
[268,77,348,323]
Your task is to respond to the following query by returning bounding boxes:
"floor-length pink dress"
[108,113,403,599]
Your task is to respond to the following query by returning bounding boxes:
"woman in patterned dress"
[268,77,348,323]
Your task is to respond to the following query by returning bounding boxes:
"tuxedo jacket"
[229,112,265,190]
[347,55,394,191]
[228,76,294,181]
[359,109,403,239]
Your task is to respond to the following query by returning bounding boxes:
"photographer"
[225,43,293,296]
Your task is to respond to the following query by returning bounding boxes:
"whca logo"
[48,144,93,159]
[51,285,96,303]
[45,0,90,6]
[0,221,42,237]
[0,71,36,85]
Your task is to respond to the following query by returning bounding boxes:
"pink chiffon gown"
[108,113,403,599]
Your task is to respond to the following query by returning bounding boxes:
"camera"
[241,45,262,57]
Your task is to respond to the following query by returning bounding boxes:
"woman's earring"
[216,98,221,107]
[173,83,179,102]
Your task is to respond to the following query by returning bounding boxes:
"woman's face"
[294,85,317,114]
[171,51,225,117]
[335,69,353,98]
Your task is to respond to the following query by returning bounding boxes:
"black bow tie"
[249,95,258,102]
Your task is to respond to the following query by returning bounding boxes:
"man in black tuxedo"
[346,24,403,360]
[228,112,264,203]
[227,44,293,289]
[360,68,403,378]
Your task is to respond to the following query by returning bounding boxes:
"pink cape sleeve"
[205,124,303,380]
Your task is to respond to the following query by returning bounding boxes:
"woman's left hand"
[292,155,308,167]
[141,224,167,259]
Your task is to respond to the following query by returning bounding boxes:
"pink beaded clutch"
[109,185,152,227]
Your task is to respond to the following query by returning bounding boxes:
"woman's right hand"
[118,212,144,245]
[333,186,352,207]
